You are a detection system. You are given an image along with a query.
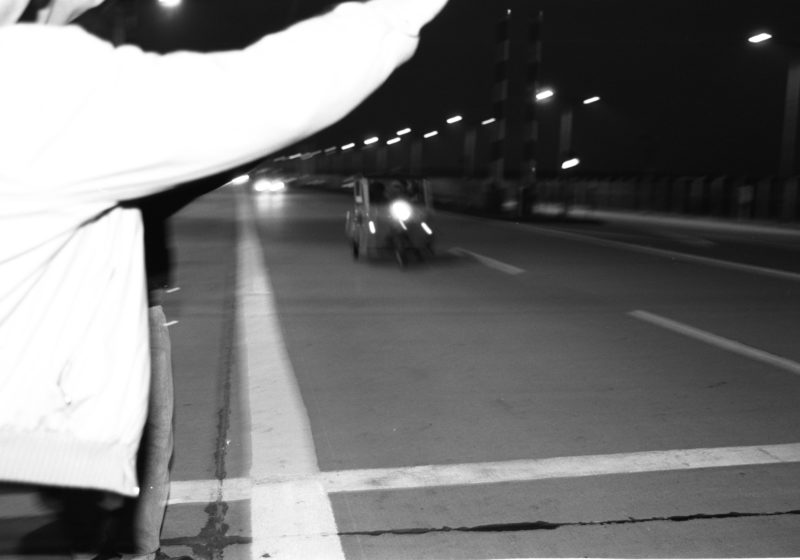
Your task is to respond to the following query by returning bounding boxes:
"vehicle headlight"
[268,180,286,192]
[254,178,286,193]
[389,200,413,222]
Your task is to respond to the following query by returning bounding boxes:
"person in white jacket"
[0,0,448,556]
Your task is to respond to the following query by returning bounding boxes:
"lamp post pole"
[749,32,800,177]
[780,61,800,177]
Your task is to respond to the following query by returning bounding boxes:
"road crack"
[338,509,800,537]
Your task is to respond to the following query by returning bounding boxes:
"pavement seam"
[337,509,800,537]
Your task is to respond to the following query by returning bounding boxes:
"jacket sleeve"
[2,1,442,201]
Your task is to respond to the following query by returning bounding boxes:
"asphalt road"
[246,185,800,558]
[2,183,799,559]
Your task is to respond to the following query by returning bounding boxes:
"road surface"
[3,182,800,559]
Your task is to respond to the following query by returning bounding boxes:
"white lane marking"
[630,310,800,377]
[165,442,800,504]
[164,320,179,327]
[653,228,716,247]
[166,286,181,294]
[449,247,525,275]
[320,442,800,493]
[9,442,799,518]
[236,192,345,559]
[521,223,800,283]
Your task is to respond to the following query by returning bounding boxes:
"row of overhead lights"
[276,30,775,167]
[274,89,601,163]
[274,113,469,162]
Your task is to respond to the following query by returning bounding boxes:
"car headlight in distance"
[389,200,413,222]
[254,178,286,193]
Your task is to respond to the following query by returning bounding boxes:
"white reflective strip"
[526,224,800,283]
[236,191,345,560]
[630,310,800,377]
[166,442,800,504]
[319,443,800,493]
[449,247,524,275]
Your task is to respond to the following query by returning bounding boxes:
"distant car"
[345,174,436,266]
[246,167,290,193]
[252,176,287,193]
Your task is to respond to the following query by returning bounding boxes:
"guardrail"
[283,171,800,225]
[425,175,800,223]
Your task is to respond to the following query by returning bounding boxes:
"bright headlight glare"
[254,178,286,192]
[390,200,413,222]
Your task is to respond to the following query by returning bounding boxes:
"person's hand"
[368,0,450,36]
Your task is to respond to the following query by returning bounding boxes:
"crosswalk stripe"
[166,442,800,506]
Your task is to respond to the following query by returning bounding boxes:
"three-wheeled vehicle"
[344,174,436,266]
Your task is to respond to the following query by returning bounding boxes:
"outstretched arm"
[0,0,448,201]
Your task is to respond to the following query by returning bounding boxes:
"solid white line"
[164,320,179,327]
[449,247,525,275]
[526,225,800,283]
[8,439,797,517]
[653,228,716,248]
[630,310,800,377]
[320,442,800,493]
[166,442,800,505]
[236,192,345,560]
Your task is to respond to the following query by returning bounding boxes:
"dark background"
[79,0,800,178]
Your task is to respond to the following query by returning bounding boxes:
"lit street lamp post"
[749,32,800,177]
[558,95,600,171]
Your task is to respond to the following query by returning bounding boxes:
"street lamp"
[748,32,772,44]
[561,157,580,170]
[158,0,181,8]
[748,30,800,177]
[556,94,601,169]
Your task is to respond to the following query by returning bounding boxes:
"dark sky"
[83,0,800,177]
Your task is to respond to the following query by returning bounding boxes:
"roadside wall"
[425,175,800,222]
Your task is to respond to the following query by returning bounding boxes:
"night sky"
[83,0,800,178]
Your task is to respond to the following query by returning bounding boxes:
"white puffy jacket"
[0,0,442,496]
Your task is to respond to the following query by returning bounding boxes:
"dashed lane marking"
[630,310,800,377]
[448,247,525,275]
[166,442,800,505]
